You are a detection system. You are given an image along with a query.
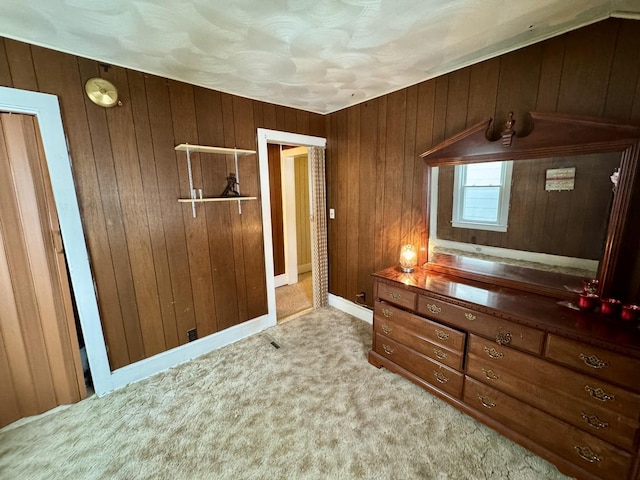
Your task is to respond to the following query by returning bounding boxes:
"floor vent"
[263,334,281,349]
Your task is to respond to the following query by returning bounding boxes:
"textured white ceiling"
[0,0,638,114]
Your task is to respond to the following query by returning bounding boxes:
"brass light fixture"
[84,77,121,107]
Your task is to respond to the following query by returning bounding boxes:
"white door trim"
[257,129,326,320]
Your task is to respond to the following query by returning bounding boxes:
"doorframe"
[256,129,326,320]
[281,146,309,286]
[0,87,112,395]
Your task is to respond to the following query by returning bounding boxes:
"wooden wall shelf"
[174,143,257,217]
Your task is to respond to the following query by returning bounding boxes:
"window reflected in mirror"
[429,152,621,278]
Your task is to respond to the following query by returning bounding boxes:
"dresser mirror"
[420,112,640,300]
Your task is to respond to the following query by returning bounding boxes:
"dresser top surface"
[373,266,640,356]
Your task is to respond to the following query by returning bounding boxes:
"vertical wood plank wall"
[0,38,325,370]
[325,18,640,307]
[295,155,312,270]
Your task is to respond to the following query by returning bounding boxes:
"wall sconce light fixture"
[399,244,418,273]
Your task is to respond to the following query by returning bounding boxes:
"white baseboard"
[328,294,373,324]
[274,274,287,288]
[99,314,275,396]
[298,263,312,274]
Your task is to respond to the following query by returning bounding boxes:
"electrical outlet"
[187,328,198,342]
[356,291,366,304]
[329,208,335,219]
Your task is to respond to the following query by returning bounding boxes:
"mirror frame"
[420,111,640,300]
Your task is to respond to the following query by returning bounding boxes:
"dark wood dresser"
[369,266,640,480]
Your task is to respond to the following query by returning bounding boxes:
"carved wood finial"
[501,112,516,147]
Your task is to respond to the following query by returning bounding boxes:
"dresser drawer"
[375,333,463,399]
[468,335,640,422]
[467,344,638,451]
[375,301,465,352]
[545,335,640,393]
[417,294,544,354]
[377,282,416,310]
[374,306,464,370]
[464,377,634,480]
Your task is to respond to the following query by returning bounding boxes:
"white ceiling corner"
[0,0,637,114]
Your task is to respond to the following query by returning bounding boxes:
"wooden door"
[0,113,86,429]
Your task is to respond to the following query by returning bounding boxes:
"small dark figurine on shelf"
[221,172,240,197]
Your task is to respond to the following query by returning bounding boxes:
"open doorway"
[272,146,313,320]
[256,129,327,325]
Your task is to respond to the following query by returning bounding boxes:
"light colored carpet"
[275,272,313,320]
[0,308,572,480]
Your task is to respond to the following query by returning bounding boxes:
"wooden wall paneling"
[0,39,12,87]
[0,327,21,426]
[557,20,618,117]
[604,20,640,120]
[275,106,287,132]
[296,110,310,135]
[0,118,54,415]
[357,101,378,304]
[333,109,349,298]
[268,143,285,277]
[414,81,436,266]
[252,101,264,130]
[101,66,166,357]
[262,102,278,130]
[325,115,338,292]
[494,43,543,138]
[76,58,145,366]
[400,85,419,249]
[128,71,179,350]
[3,40,38,91]
[284,107,298,133]
[507,159,536,252]
[220,93,249,323]
[169,81,217,339]
[144,75,196,346]
[345,105,361,301]
[309,112,325,138]
[467,59,500,127]
[233,96,267,320]
[632,68,640,124]
[529,159,552,255]
[444,68,470,138]
[373,97,388,273]
[194,88,237,332]
[381,90,408,269]
[36,51,128,370]
[535,36,566,113]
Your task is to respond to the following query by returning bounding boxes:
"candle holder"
[599,298,621,316]
[577,293,598,311]
[620,304,640,323]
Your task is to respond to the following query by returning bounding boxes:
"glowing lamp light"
[399,244,418,273]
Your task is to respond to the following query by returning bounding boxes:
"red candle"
[600,298,621,316]
[620,304,640,322]
[578,293,598,311]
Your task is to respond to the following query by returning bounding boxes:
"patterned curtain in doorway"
[309,146,328,308]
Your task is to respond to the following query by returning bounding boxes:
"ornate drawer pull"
[382,308,393,318]
[434,349,448,360]
[389,292,401,300]
[478,395,496,409]
[581,412,609,430]
[435,330,449,340]
[482,368,499,380]
[579,353,609,369]
[382,325,392,335]
[585,385,615,402]
[434,371,449,384]
[484,347,503,359]
[426,303,441,314]
[575,445,602,464]
[464,312,476,321]
[495,330,512,345]
[382,344,394,355]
